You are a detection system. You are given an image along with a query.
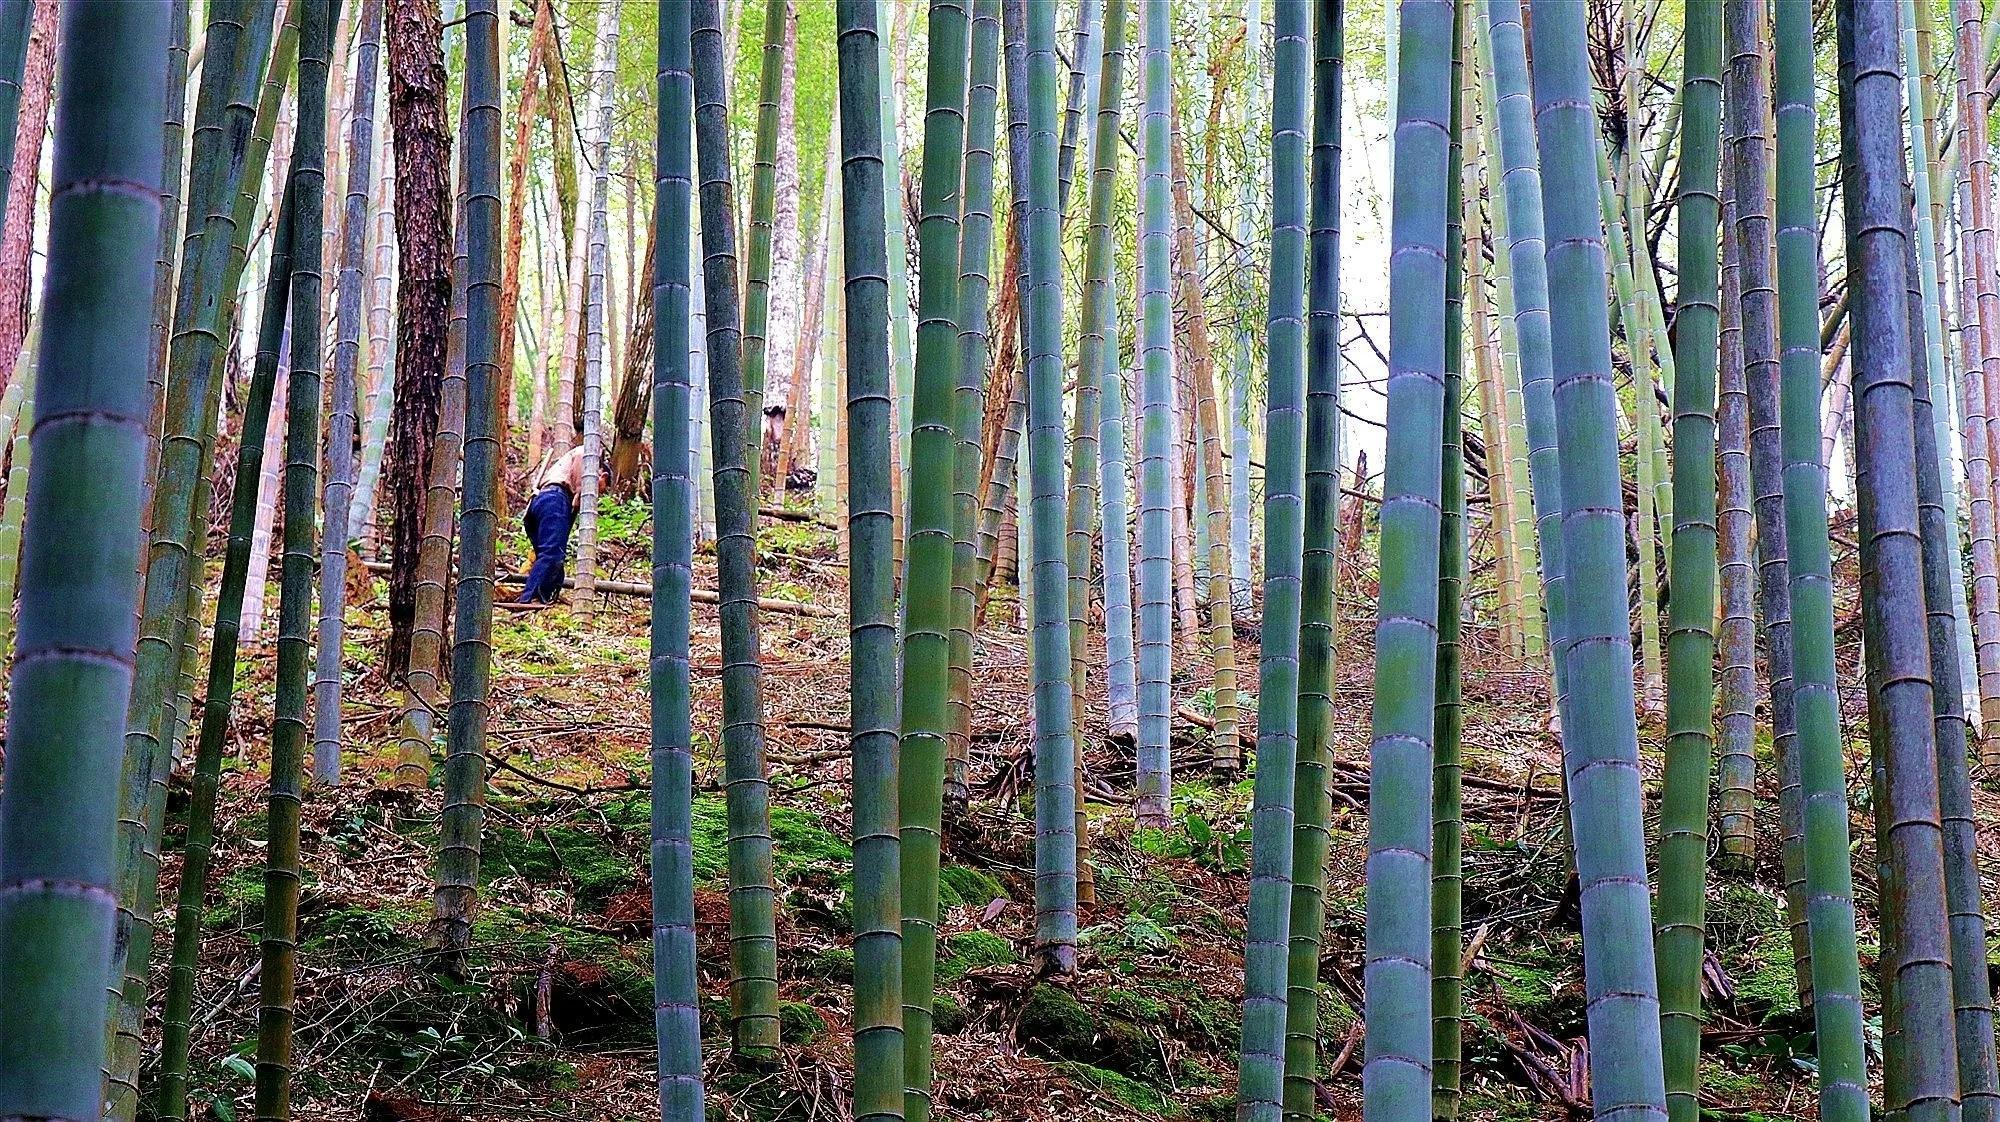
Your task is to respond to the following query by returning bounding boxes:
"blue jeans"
[518,485,575,603]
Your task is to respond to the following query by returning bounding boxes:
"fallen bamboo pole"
[358,559,837,618]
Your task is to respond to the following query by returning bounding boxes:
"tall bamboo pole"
[1530,1,1671,1115]
[1726,0,1811,1003]
[653,7,706,1114]
[1837,6,1960,1117]
[1131,0,1175,829]
[311,0,383,787]
[1281,4,1341,1116]
[837,2,904,1116]
[255,1,330,1112]
[1776,0,1870,1112]
[898,2,970,1114]
[0,5,167,1118]
[1361,1,1451,1117]
[693,0,780,1057]
[1240,1,1310,1117]
[1429,6,1467,1113]
[1655,6,1721,1119]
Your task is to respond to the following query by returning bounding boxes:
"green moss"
[1100,987,1167,1024]
[206,867,268,929]
[303,905,422,955]
[1490,958,1563,1015]
[1054,1062,1176,1117]
[1459,1091,1542,1122]
[1318,988,1359,1036]
[1711,882,1799,1014]
[805,946,855,980]
[507,1056,580,1090]
[1734,936,1801,1014]
[938,863,1006,908]
[689,795,851,888]
[1019,984,1094,1058]
[939,930,1015,981]
[932,993,969,1035]
[481,824,634,904]
[780,1001,827,1041]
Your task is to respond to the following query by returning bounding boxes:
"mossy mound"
[303,904,423,956]
[688,795,851,885]
[482,824,636,905]
[939,930,1015,981]
[1054,1062,1177,1117]
[1018,984,1095,1058]
[1711,882,1799,1014]
[938,863,1007,908]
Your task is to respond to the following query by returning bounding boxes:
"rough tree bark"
[608,232,656,494]
[0,0,55,382]
[383,0,453,680]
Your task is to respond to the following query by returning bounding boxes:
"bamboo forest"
[17,0,2000,1120]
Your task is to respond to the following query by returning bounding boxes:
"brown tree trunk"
[0,0,56,382]
[544,10,583,450]
[608,233,656,495]
[383,0,454,680]
[496,0,553,512]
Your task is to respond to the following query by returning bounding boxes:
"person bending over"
[518,445,588,604]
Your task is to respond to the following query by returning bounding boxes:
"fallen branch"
[359,559,836,618]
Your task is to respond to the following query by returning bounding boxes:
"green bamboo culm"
[0,4,167,1119]
[655,4,705,1113]
[898,1,970,1115]
[1834,5,1959,1118]
[1061,0,1126,918]
[1527,1,1671,1117]
[1905,13,2000,1118]
[1773,1,1869,1114]
[428,0,502,977]
[1715,125,1759,879]
[1280,3,1339,1117]
[136,0,190,787]
[1240,0,1309,1115]
[158,177,297,1122]
[112,0,277,1070]
[0,0,33,218]
[311,0,384,788]
[692,0,780,1059]
[740,0,786,490]
[1483,0,1570,741]
[835,2,904,1117]
[1900,78,2000,1122]
[945,0,1002,806]
[1130,0,1174,830]
[1021,0,1079,976]
[1910,0,1983,728]
[1724,0,1809,1006]
[115,13,290,1101]
[1656,4,1722,1119]
[1361,1,1451,1117]
[254,1,331,1116]
[1429,4,1467,1115]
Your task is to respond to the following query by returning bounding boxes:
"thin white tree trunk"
[762,2,801,490]
[573,0,621,620]
[242,329,290,640]
[552,3,619,452]
[354,114,398,551]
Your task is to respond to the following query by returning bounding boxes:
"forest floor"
[145,493,1943,1122]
